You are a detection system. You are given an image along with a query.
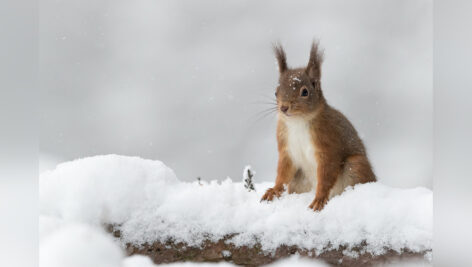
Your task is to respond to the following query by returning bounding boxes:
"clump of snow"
[39,224,123,267]
[424,251,433,262]
[40,155,432,258]
[39,215,65,243]
[267,255,329,267]
[122,255,157,267]
[40,154,178,225]
[123,255,236,267]
[221,250,231,258]
[155,262,235,267]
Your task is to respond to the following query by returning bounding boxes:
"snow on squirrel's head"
[274,41,325,118]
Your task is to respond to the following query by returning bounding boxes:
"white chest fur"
[284,117,318,184]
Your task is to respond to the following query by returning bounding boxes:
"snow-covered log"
[40,155,432,266]
[108,226,428,266]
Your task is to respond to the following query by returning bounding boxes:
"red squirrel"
[261,42,376,211]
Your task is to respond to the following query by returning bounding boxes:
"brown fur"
[261,41,376,211]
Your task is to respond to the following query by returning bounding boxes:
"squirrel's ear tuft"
[273,43,287,74]
[306,41,324,80]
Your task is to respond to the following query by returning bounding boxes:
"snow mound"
[40,154,178,225]
[123,255,235,267]
[40,155,432,256]
[267,255,329,267]
[39,224,123,267]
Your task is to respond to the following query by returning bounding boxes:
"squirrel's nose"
[280,105,289,113]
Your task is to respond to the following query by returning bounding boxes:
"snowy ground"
[39,155,432,266]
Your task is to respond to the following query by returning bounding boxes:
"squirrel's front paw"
[261,187,283,202]
[309,197,328,212]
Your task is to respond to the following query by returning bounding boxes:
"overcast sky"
[40,0,432,188]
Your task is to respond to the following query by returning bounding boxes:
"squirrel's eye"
[275,91,277,97]
[301,88,309,97]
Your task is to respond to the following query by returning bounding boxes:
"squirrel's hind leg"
[343,155,376,184]
[329,155,376,199]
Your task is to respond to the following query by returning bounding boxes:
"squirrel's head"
[274,42,325,118]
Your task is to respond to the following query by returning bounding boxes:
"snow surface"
[40,224,123,267]
[123,255,236,267]
[267,255,328,267]
[39,154,432,265]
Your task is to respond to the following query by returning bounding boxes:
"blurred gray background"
[40,0,432,188]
